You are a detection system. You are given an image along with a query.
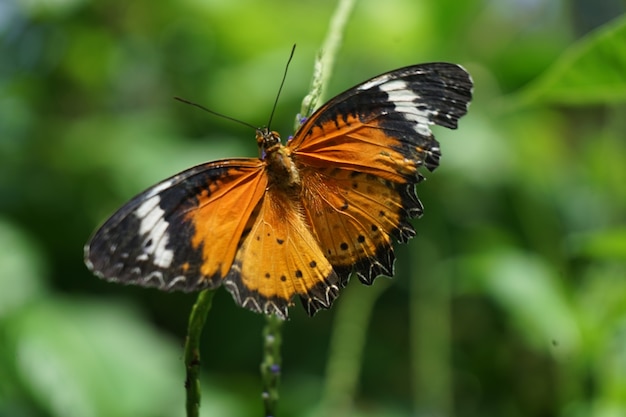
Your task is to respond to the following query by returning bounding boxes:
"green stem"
[298,0,357,124]
[250,3,358,417]
[184,289,216,417]
[260,314,284,417]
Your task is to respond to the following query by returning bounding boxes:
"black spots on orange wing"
[381,176,422,236]
[224,263,291,319]
[225,262,342,319]
[331,242,396,286]
[298,164,421,288]
[221,187,346,318]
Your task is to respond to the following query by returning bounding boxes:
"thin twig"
[184,289,216,417]
[297,0,357,126]
[260,314,284,417]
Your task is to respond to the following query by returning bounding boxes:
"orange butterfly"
[85,63,472,319]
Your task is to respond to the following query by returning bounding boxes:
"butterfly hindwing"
[224,188,340,318]
[300,166,423,285]
[85,159,267,291]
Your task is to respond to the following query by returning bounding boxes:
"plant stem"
[260,314,284,417]
[298,0,357,123]
[257,2,356,416]
[184,289,216,417]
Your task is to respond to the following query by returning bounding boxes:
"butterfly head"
[256,128,282,160]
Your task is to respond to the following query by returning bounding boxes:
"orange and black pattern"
[85,62,473,319]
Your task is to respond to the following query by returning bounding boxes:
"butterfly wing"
[290,63,472,285]
[298,167,422,285]
[85,159,267,291]
[224,188,341,319]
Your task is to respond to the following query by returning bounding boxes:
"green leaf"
[5,298,184,417]
[515,14,626,106]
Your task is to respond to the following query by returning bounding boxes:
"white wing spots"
[136,196,161,233]
[357,73,392,91]
[380,80,436,137]
[83,248,94,270]
[134,194,174,269]
[143,178,175,200]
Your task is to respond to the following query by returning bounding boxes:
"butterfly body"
[85,62,473,319]
[260,130,301,190]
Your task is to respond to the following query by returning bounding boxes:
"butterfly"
[84,62,473,319]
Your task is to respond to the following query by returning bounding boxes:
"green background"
[2,0,626,416]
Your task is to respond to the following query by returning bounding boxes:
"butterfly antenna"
[266,44,296,130]
[174,97,258,130]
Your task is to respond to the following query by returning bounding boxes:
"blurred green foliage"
[1,0,626,416]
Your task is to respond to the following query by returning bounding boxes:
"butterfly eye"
[255,129,267,146]
[269,131,281,144]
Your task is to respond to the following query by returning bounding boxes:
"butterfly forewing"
[85,159,266,291]
[290,63,472,173]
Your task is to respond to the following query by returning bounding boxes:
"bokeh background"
[2,0,626,416]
